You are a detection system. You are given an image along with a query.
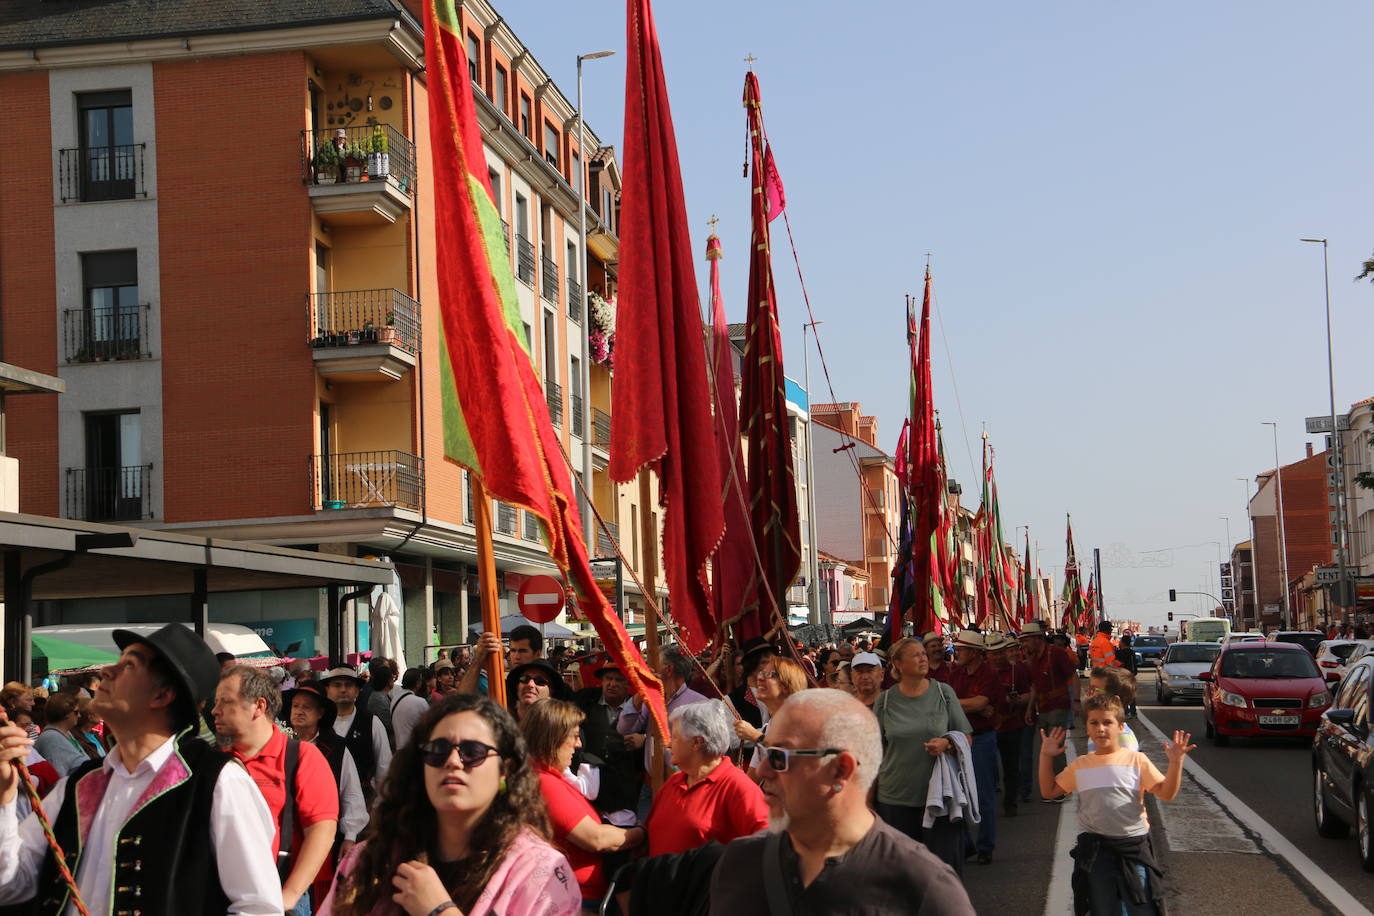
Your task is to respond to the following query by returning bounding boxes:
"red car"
[1201,641,1336,745]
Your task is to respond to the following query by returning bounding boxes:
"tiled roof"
[0,0,412,52]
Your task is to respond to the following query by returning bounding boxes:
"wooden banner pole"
[639,470,666,792]
[472,476,507,708]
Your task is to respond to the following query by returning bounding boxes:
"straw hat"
[952,629,986,651]
[1018,621,1049,639]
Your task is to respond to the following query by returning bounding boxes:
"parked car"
[1312,654,1374,870]
[1133,635,1170,666]
[1221,632,1266,647]
[1201,642,1336,744]
[1158,641,1221,705]
[1271,630,1326,656]
[1314,640,1374,679]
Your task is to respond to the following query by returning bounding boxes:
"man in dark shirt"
[709,689,973,916]
[946,629,1004,864]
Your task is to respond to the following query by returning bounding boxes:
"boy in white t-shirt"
[1039,693,1194,915]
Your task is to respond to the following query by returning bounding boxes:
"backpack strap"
[278,738,299,879]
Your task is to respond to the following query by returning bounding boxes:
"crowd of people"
[0,617,1182,915]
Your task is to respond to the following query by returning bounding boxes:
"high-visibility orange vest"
[1089,633,1120,669]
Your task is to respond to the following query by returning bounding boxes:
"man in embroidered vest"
[0,623,282,915]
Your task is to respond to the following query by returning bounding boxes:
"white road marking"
[1132,726,1259,854]
[1043,734,1078,916]
[1136,709,1374,916]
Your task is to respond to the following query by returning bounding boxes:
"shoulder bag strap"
[761,831,794,916]
[278,738,299,878]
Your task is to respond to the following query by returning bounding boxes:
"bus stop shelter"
[0,511,394,683]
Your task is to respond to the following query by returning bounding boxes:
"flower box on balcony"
[323,499,346,510]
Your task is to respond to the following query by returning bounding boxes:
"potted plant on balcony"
[376,310,397,345]
[342,141,368,183]
[312,141,340,185]
[367,125,390,181]
[361,320,377,344]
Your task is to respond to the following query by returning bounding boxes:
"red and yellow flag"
[425,0,665,735]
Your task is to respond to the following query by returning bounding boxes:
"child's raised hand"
[1163,730,1196,763]
[1040,726,1066,758]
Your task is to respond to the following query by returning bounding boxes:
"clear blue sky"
[502,1,1374,628]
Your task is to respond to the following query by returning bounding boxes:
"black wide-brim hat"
[740,636,781,677]
[505,658,574,703]
[280,682,337,731]
[112,624,219,718]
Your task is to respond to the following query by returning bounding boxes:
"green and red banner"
[425,0,665,735]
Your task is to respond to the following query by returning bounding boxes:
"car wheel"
[1315,767,1350,838]
[1358,783,1374,871]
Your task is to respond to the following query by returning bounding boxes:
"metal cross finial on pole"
[744,54,758,69]
[707,214,719,234]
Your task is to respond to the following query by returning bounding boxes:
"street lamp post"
[1301,237,1350,627]
[1263,422,1292,629]
[575,50,615,550]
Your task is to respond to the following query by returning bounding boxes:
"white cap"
[851,652,883,668]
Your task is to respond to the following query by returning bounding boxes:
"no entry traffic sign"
[517,574,566,624]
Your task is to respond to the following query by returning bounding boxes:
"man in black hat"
[0,623,282,915]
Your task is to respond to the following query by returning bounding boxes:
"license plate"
[1258,715,1299,726]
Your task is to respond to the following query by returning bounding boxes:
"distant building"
[1249,443,1334,630]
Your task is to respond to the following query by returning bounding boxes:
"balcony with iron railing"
[502,220,510,255]
[312,450,423,511]
[596,521,619,558]
[592,407,611,450]
[301,124,416,226]
[58,144,147,203]
[310,289,420,381]
[62,305,151,363]
[541,254,559,302]
[568,279,583,322]
[516,235,535,284]
[571,393,585,439]
[546,379,564,427]
[64,465,152,522]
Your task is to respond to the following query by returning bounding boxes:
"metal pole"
[802,322,821,625]
[1264,422,1292,629]
[1303,238,1350,625]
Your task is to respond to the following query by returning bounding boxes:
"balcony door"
[81,250,139,359]
[84,411,141,521]
[78,90,134,202]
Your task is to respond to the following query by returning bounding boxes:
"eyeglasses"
[518,675,550,687]
[419,738,501,769]
[761,745,845,772]
[753,669,780,682]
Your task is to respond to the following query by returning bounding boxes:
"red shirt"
[644,757,769,857]
[929,661,952,683]
[233,726,339,857]
[993,661,1032,733]
[946,661,1005,733]
[1027,645,1078,713]
[537,763,606,899]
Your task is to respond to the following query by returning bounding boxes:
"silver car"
[1158,641,1221,705]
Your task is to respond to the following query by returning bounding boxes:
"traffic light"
[1168,589,1177,602]
[1167,611,1173,622]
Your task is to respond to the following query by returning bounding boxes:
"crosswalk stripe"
[1043,735,1079,916]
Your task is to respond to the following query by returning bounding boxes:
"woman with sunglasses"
[521,699,645,906]
[873,636,973,877]
[319,694,580,916]
[505,659,574,721]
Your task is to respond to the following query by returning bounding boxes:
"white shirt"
[333,747,368,841]
[386,687,428,750]
[332,710,393,789]
[0,734,282,915]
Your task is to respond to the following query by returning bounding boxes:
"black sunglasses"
[762,745,845,772]
[518,674,550,687]
[419,738,500,769]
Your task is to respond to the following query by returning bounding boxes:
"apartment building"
[0,0,656,659]
[1248,445,1334,629]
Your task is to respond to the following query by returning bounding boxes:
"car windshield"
[1220,649,1319,679]
[1275,633,1324,654]
[1136,637,1167,647]
[1167,645,1220,664]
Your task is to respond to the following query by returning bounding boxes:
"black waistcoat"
[34,734,233,916]
[339,706,376,785]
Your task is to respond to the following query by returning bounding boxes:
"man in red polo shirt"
[644,700,768,857]
[1019,621,1077,797]
[214,665,338,916]
[945,630,1004,864]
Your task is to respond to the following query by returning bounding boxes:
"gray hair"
[780,688,883,795]
[661,646,692,683]
[670,699,734,758]
[224,665,281,719]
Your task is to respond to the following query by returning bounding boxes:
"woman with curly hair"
[319,693,580,916]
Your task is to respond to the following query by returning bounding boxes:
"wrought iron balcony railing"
[516,235,535,284]
[65,465,152,522]
[571,393,585,438]
[58,144,147,203]
[62,305,151,363]
[302,124,415,194]
[596,521,619,558]
[313,450,423,511]
[568,279,583,322]
[546,379,564,427]
[592,407,611,449]
[309,289,420,353]
[541,254,559,302]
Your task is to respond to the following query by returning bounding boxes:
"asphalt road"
[1138,665,1374,915]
